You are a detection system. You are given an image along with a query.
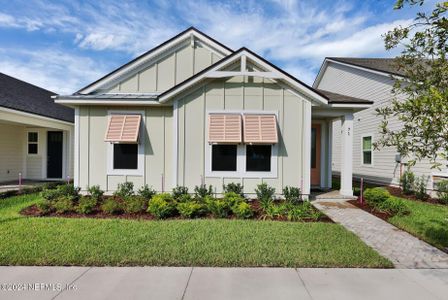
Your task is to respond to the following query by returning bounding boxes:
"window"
[246,145,271,172]
[28,132,38,154]
[362,136,372,165]
[106,111,144,176]
[113,144,138,169]
[211,145,237,171]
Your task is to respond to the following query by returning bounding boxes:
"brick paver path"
[313,198,448,269]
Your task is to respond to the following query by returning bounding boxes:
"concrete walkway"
[0,267,447,300]
[313,198,448,269]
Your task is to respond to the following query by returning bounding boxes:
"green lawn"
[0,193,392,268]
[389,198,448,251]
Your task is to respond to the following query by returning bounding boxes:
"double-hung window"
[27,132,38,155]
[105,112,144,175]
[207,112,278,177]
[362,136,373,165]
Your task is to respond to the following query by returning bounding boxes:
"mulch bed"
[347,200,392,221]
[20,200,333,223]
[385,186,444,205]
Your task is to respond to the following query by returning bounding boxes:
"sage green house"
[55,27,371,197]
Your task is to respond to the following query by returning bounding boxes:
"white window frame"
[107,110,145,176]
[205,110,278,178]
[361,134,374,166]
[27,131,39,156]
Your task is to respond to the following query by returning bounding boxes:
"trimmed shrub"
[401,170,415,195]
[414,176,429,200]
[137,185,156,200]
[101,198,123,214]
[223,192,244,207]
[177,202,207,218]
[53,196,74,214]
[364,187,391,208]
[88,185,104,201]
[436,180,448,204]
[177,193,193,203]
[223,183,244,196]
[194,184,213,199]
[76,197,97,214]
[114,182,134,198]
[56,184,80,200]
[205,196,230,218]
[37,200,53,214]
[264,203,288,220]
[283,186,302,204]
[379,197,410,216]
[172,186,189,199]
[40,189,61,201]
[255,183,275,210]
[124,196,147,214]
[286,201,317,221]
[231,202,253,219]
[147,193,176,219]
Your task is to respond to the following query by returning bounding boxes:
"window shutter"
[208,114,242,144]
[243,114,278,144]
[105,115,141,143]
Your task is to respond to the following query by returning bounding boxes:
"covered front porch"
[310,90,372,197]
[0,107,74,183]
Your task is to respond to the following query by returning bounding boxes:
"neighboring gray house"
[0,73,74,183]
[55,27,371,197]
[313,57,448,193]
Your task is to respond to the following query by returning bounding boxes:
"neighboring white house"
[55,27,372,197]
[313,57,448,192]
[0,73,74,183]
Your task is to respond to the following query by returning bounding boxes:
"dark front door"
[47,131,63,179]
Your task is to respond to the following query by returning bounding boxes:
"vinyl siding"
[319,62,447,190]
[107,42,221,94]
[0,123,24,182]
[176,76,309,195]
[77,106,173,192]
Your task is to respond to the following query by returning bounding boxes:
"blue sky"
[0,0,433,94]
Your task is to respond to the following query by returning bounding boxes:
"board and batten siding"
[175,76,310,195]
[107,43,222,94]
[318,62,446,189]
[77,106,173,192]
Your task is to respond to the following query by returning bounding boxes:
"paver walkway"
[313,198,448,269]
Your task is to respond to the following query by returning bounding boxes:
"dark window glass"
[363,152,372,165]
[28,132,38,142]
[212,145,237,171]
[28,143,38,154]
[311,128,316,168]
[246,145,271,172]
[113,144,138,169]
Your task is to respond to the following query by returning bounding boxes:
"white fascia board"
[312,59,329,88]
[0,106,73,126]
[328,103,372,109]
[55,99,170,106]
[159,50,329,106]
[78,30,233,95]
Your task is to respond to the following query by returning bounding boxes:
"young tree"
[376,0,448,168]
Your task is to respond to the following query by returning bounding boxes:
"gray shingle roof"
[0,72,73,123]
[316,89,374,105]
[327,57,405,77]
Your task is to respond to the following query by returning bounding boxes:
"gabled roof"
[76,27,233,95]
[316,89,374,105]
[327,57,405,77]
[159,47,329,106]
[0,72,74,123]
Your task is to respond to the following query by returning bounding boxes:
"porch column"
[340,113,353,196]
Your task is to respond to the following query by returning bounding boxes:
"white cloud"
[0,49,109,94]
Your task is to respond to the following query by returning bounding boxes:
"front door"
[47,131,63,179]
[311,124,321,186]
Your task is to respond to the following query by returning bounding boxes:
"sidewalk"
[0,267,447,300]
[313,198,448,269]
